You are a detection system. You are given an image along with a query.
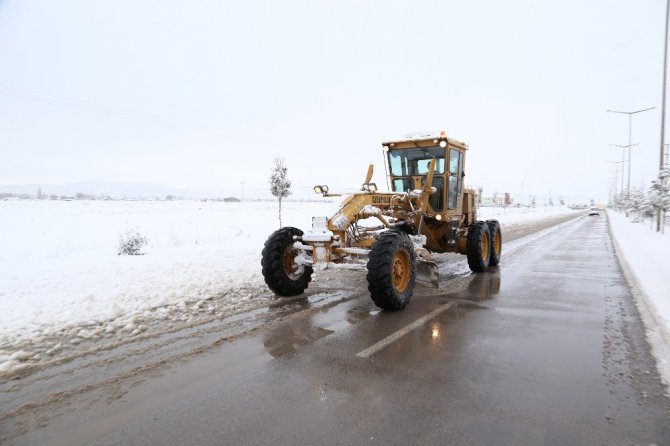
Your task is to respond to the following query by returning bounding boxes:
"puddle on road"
[262,299,377,358]
[433,268,502,304]
[264,325,335,358]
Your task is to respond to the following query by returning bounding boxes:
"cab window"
[388,147,445,176]
[392,178,412,192]
[429,176,444,212]
[416,158,445,175]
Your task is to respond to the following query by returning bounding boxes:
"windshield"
[388,147,445,176]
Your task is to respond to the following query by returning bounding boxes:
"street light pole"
[606,160,623,188]
[607,160,623,203]
[609,143,638,194]
[607,107,655,192]
[659,0,670,231]
[607,172,617,204]
[609,177,619,203]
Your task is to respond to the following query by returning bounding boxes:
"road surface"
[1,213,668,445]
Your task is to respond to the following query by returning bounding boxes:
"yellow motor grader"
[261,132,501,311]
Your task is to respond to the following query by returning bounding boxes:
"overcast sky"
[0,0,666,203]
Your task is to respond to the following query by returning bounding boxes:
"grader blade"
[413,244,439,286]
[416,258,439,286]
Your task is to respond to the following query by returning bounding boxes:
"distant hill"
[0,181,204,199]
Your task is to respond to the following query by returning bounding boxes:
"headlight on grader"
[362,183,378,193]
[313,185,329,196]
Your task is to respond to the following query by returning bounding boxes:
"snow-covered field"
[0,200,581,376]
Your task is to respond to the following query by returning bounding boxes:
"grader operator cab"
[261,132,502,311]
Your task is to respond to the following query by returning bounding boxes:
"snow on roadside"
[0,199,578,377]
[607,209,670,387]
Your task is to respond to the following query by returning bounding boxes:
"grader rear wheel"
[487,219,502,266]
[466,221,491,273]
[366,230,416,311]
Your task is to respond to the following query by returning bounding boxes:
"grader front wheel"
[261,227,313,296]
[366,230,417,311]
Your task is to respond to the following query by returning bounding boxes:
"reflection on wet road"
[263,303,377,358]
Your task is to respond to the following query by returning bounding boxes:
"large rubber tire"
[366,230,417,311]
[486,219,502,266]
[466,221,491,273]
[261,227,313,296]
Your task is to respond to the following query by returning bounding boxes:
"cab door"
[447,148,464,211]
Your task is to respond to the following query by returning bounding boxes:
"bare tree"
[269,157,292,227]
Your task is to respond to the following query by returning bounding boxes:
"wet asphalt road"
[8,214,670,445]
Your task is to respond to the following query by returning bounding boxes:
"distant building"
[480,193,513,207]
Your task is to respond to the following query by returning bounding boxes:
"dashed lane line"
[355,301,457,358]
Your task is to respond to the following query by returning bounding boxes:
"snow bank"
[607,210,670,387]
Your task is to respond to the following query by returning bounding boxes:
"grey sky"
[0,0,665,202]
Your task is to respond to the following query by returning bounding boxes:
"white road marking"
[356,301,457,358]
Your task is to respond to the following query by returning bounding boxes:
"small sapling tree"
[650,166,670,233]
[269,157,292,227]
[627,186,646,222]
[118,229,148,255]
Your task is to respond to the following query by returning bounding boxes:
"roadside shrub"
[117,229,148,255]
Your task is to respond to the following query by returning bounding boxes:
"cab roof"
[381,131,468,150]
